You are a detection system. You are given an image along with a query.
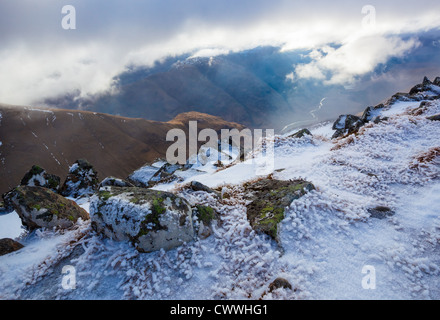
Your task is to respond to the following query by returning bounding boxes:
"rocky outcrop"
[331,77,440,139]
[90,187,194,252]
[128,162,190,188]
[0,238,24,256]
[20,165,60,193]
[427,114,440,121]
[99,177,134,188]
[60,159,99,198]
[409,76,433,96]
[332,115,364,139]
[288,128,312,139]
[190,181,220,198]
[3,186,89,230]
[245,179,315,240]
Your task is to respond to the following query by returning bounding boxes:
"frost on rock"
[244,179,315,241]
[20,165,61,193]
[90,187,194,252]
[60,159,99,198]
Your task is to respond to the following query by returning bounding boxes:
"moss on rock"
[245,179,315,240]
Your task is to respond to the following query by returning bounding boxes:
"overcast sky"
[0,0,439,105]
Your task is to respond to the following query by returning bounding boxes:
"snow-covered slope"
[1,89,440,300]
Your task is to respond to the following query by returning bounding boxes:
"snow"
[0,93,439,300]
[0,211,24,239]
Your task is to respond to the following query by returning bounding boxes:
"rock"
[386,92,413,105]
[90,187,194,252]
[434,77,440,86]
[3,186,89,230]
[427,114,440,121]
[361,104,385,123]
[193,205,219,239]
[288,128,312,139]
[99,177,134,188]
[423,76,432,86]
[269,278,292,292]
[409,77,433,96]
[148,163,183,187]
[60,159,99,198]
[20,165,61,192]
[190,181,220,198]
[0,238,24,256]
[368,206,395,220]
[245,179,315,240]
[331,115,364,139]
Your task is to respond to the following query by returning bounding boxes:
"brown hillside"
[0,104,245,195]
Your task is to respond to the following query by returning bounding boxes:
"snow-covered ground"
[0,97,439,300]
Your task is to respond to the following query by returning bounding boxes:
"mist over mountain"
[40,32,440,131]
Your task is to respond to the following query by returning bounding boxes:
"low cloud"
[0,0,439,105]
[294,36,421,85]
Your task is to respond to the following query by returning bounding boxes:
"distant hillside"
[40,38,440,131]
[0,104,244,195]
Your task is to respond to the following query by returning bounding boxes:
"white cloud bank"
[293,36,421,85]
[0,0,439,105]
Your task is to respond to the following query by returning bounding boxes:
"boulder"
[288,128,312,139]
[0,238,24,256]
[245,179,315,240]
[20,165,61,192]
[60,159,99,198]
[3,186,89,230]
[90,187,194,252]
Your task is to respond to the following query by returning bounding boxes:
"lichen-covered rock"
[193,205,219,239]
[90,187,194,252]
[3,186,89,230]
[245,179,315,240]
[0,238,24,256]
[20,165,61,192]
[60,159,99,198]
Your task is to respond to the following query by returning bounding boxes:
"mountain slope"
[0,105,244,195]
[1,78,440,300]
